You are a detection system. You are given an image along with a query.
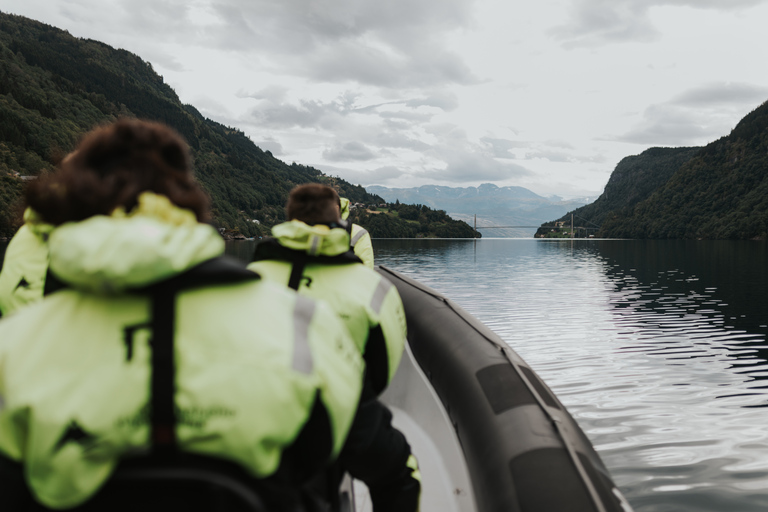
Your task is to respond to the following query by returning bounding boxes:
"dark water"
[4,237,768,510]
[370,238,768,512]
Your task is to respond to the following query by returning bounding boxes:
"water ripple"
[373,238,768,512]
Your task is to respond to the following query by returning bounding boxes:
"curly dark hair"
[26,119,210,225]
[286,184,341,226]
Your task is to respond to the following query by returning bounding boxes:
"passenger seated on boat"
[338,196,374,269]
[0,152,82,318]
[0,119,363,511]
[249,184,421,512]
[0,207,53,317]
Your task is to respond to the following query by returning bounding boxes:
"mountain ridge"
[0,11,384,237]
[537,98,768,240]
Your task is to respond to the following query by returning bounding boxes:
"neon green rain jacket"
[339,198,374,269]
[0,209,54,317]
[248,220,406,394]
[0,194,363,509]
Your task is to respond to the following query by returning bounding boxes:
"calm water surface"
[370,238,768,512]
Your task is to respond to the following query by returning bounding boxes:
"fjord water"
[370,238,768,512]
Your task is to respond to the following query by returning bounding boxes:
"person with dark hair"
[0,119,363,510]
[249,183,420,512]
[338,197,374,268]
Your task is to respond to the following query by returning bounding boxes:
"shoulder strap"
[146,256,259,456]
[253,238,363,266]
[287,253,308,291]
[254,238,363,291]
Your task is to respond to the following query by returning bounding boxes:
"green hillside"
[600,100,768,239]
[538,98,768,240]
[0,11,381,237]
[350,202,479,238]
[535,146,701,237]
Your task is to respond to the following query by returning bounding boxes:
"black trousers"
[336,388,420,512]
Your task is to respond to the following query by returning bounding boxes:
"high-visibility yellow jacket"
[0,193,363,509]
[0,209,53,317]
[339,198,374,269]
[248,220,405,394]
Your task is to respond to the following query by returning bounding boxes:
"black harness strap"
[254,238,362,264]
[287,253,308,291]
[144,257,259,456]
[150,286,177,455]
[253,238,363,291]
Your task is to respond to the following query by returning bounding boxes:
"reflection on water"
[372,238,768,512]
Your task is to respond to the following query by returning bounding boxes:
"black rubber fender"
[377,266,632,512]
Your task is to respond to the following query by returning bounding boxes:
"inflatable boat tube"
[375,266,633,512]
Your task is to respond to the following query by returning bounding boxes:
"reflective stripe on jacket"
[350,224,374,269]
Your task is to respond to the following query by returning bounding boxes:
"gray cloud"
[417,151,533,183]
[614,82,768,145]
[207,0,475,50]
[147,52,186,72]
[614,105,725,145]
[322,141,377,162]
[243,88,458,134]
[480,137,530,158]
[254,137,284,156]
[317,165,405,186]
[376,132,432,151]
[552,0,766,47]
[246,98,347,129]
[237,85,289,102]
[379,110,435,122]
[199,0,478,88]
[524,150,573,163]
[404,92,460,111]
[352,91,458,115]
[523,149,607,163]
[481,137,596,163]
[111,0,198,39]
[544,139,576,149]
[672,82,768,108]
[298,41,477,88]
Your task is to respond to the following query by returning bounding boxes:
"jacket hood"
[48,193,224,293]
[271,220,350,257]
[23,208,54,239]
[339,197,350,220]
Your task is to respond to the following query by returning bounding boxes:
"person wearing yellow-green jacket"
[339,197,374,269]
[0,120,363,511]
[249,184,419,512]
[0,208,54,317]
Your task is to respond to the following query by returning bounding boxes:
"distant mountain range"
[367,184,591,237]
[542,97,768,239]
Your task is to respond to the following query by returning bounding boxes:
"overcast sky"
[4,0,768,198]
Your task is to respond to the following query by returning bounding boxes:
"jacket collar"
[271,220,351,257]
[48,193,224,294]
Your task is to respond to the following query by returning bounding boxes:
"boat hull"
[377,266,632,512]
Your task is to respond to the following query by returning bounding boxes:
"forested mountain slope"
[535,147,701,237]
[538,98,768,240]
[599,101,768,239]
[0,11,380,237]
